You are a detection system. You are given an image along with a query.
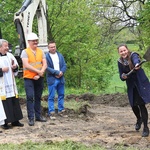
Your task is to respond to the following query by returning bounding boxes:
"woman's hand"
[135,63,141,70]
[121,73,127,79]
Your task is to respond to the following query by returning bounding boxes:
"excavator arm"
[14,0,48,55]
[14,0,48,74]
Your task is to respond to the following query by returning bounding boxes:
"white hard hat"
[27,32,39,40]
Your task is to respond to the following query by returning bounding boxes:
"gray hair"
[0,39,8,47]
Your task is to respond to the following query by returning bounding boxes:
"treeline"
[0,0,149,92]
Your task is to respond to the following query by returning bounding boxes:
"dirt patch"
[1,93,150,150]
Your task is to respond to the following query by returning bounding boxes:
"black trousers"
[132,87,148,128]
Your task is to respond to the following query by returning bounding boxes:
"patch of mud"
[1,93,150,150]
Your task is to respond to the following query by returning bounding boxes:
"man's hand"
[33,75,40,80]
[55,71,63,78]
[2,67,9,72]
[11,64,17,70]
[38,70,44,77]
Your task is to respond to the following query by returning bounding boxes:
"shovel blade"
[143,47,150,61]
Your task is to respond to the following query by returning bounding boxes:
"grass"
[105,72,126,94]
[0,141,105,150]
[0,141,140,150]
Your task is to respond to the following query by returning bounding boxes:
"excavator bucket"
[143,47,150,61]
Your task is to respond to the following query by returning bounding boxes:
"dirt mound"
[66,93,129,107]
[20,93,129,108]
[41,93,129,119]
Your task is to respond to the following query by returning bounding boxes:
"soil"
[1,93,150,150]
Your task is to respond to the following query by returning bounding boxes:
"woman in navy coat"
[117,44,150,137]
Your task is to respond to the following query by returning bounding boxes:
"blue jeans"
[48,78,65,114]
[24,77,44,120]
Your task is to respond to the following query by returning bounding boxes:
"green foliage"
[114,29,138,45]
[0,0,115,92]
[65,100,90,113]
[46,0,114,90]
[65,87,91,95]
[114,143,139,150]
[1,0,148,94]
[0,1,23,50]
[138,1,150,47]
[16,77,25,97]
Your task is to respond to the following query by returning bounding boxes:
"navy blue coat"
[118,52,150,106]
[46,51,67,85]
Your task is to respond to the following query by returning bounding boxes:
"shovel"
[124,47,150,76]
[143,47,150,61]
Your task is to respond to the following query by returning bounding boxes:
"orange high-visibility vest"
[23,47,43,79]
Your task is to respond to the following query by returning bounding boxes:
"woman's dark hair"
[117,43,128,50]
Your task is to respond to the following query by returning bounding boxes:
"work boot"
[142,127,149,137]
[35,116,47,122]
[28,119,34,126]
[135,118,142,131]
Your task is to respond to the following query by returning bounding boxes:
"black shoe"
[28,119,34,126]
[11,121,24,127]
[135,118,142,131]
[35,116,47,122]
[1,124,10,130]
[142,127,149,137]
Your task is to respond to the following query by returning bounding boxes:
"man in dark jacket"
[46,41,67,120]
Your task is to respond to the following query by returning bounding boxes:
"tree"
[46,0,114,90]
[0,0,22,48]
[138,1,150,47]
[91,0,147,49]
[0,0,117,91]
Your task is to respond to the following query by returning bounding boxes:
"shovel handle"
[125,59,147,76]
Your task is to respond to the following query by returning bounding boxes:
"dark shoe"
[142,127,149,137]
[28,119,34,126]
[35,116,47,122]
[1,124,10,130]
[135,118,142,131]
[11,121,24,127]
